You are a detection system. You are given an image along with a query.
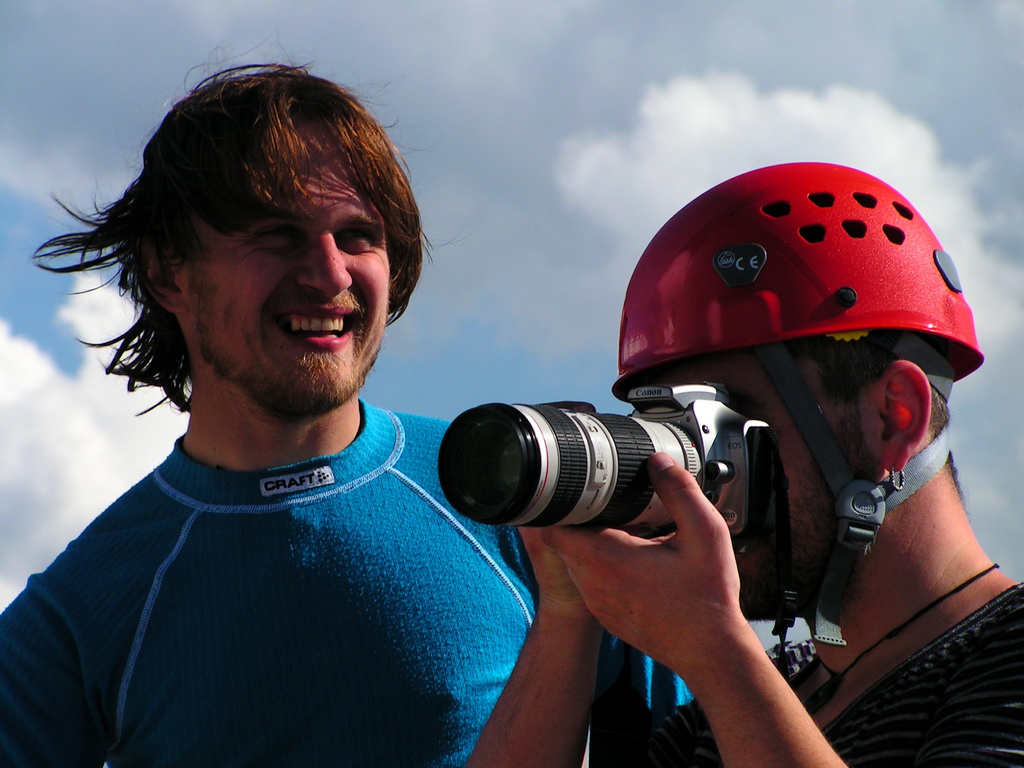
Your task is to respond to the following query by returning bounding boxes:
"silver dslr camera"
[438,384,778,538]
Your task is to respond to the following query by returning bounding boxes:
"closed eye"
[251,224,304,249]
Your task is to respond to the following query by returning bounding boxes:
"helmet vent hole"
[842,220,867,238]
[799,224,826,243]
[892,201,914,220]
[853,192,877,208]
[762,201,791,217]
[808,192,835,207]
[882,224,906,244]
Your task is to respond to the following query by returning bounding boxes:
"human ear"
[139,240,188,315]
[868,360,933,473]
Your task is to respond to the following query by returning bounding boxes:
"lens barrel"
[438,403,700,530]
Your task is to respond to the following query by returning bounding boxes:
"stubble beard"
[200,332,382,421]
[737,405,872,623]
[191,288,384,421]
[735,492,836,622]
[259,342,381,420]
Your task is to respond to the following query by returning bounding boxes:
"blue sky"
[3,1,1024,628]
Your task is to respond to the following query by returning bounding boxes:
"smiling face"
[169,124,390,422]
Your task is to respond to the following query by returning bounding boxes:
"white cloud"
[405,72,1024,396]
[0,320,55,407]
[0,277,186,611]
[557,73,969,257]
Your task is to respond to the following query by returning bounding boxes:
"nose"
[295,233,354,296]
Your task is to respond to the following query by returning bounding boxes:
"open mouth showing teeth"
[284,316,350,337]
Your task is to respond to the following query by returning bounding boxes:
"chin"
[264,379,363,420]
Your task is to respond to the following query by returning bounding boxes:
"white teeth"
[287,317,345,333]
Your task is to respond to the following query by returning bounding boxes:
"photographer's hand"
[546,453,846,768]
[544,452,748,676]
[522,528,595,621]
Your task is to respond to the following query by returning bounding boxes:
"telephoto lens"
[437,401,703,535]
[438,385,778,539]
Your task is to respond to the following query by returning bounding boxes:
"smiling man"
[0,64,690,767]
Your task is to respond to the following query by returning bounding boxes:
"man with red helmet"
[468,163,1024,767]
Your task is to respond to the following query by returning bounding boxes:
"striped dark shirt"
[650,584,1024,767]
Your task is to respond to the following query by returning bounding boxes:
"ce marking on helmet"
[718,250,762,272]
[713,244,768,287]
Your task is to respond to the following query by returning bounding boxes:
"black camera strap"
[588,644,652,766]
[765,427,798,678]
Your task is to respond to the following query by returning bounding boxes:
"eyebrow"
[248,207,383,231]
[341,212,385,230]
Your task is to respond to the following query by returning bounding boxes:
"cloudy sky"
[3,1,1024,623]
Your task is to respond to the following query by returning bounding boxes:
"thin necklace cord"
[804,563,999,713]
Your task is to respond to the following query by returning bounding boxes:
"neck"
[800,477,1015,719]
[182,394,363,471]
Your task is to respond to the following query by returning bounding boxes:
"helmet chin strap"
[754,342,952,647]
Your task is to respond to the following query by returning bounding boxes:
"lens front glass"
[439,405,538,523]
[457,418,523,508]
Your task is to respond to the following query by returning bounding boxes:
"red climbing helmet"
[614,162,983,399]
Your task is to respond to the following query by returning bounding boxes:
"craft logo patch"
[260,466,336,497]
